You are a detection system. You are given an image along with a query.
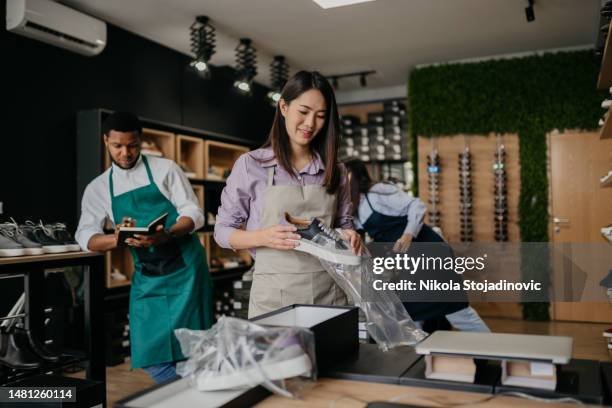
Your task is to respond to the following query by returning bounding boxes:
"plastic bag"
[175,317,316,398]
[315,231,428,351]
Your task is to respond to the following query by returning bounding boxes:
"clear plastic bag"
[316,231,428,351]
[175,317,316,398]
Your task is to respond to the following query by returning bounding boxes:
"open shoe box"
[250,304,359,372]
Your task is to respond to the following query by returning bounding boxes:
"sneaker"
[180,162,197,178]
[196,328,312,391]
[45,223,81,251]
[602,226,612,243]
[21,221,70,253]
[207,212,216,226]
[0,219,45,255]
[0,230,26,257]
[111,268,127,281]
[141,139,163,157]
[285,213,361,265]
[603,328,612,338]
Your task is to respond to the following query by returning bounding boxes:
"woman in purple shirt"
[214,71,362,318]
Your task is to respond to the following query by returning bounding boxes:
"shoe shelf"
[204,140,249,181]
[105,247,134,289]
[601,171,612,188]
[192,184,205,209]
[177,134,205,180]
[599,24,612,90]
[601,107,612,139]
[198,232,252,276]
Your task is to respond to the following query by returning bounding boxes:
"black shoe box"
[367,113,384,124]
[495,359,603,405]
[601,361,612,404]
[399,358,501,394]
[341,115,360,128]
[323,343,421,384]
[251,304,359,372]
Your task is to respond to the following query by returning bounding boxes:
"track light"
[189,16,216,77]
[234,38,257,95]
[327,70,375,90]
[525,0,535,22]
[268,55,289,105]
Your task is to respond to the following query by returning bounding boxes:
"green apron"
[109,155,213,369]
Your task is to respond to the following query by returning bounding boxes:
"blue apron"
[361,193,467,320]
[109,155,213,368]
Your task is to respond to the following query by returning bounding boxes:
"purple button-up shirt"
[214,147,353,255]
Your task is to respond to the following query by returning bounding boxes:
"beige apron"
[248,166,348,318]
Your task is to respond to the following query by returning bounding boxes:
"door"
[549,130,612,322]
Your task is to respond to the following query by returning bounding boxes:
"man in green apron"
[75,112,212,383]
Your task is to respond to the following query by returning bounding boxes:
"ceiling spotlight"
[525,0,535,22]
[234,38,257,95]
[190,16,216,77]
[327,70,375,90]
[268,55,289,105]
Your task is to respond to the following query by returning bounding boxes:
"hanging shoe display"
[427,146,441,228]
[458,146,473,242]
[493,138,509,242]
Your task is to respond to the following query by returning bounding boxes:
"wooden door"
[549,130,612,322]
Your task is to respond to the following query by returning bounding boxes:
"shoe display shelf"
[204,140,249,182]
[600,106,612,140]
[192,184,205,209]
[177,134,205,180]
[198,232,252,279]
[598,22,612,90]
[105,246,134,289]
[0,252,106,404]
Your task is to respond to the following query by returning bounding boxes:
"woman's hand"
[341,229,363,255]
[393,233,413,253]
[257,225,301,250]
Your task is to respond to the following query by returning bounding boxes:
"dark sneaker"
[285,213,361,265]
[21,221,69,254]
[1,219,45,255]
[46,223,81,252]
[0,230,26,257]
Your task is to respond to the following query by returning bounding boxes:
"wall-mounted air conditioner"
[6,0,107,56]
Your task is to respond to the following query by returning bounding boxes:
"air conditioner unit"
[6,0,107,56]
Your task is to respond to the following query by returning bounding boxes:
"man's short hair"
[102,112,142,137]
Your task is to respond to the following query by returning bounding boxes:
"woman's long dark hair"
[344,158,373,216]
[262,71,341,194]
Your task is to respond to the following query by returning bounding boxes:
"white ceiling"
[63,0,600,90]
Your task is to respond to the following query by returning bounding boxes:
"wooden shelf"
[599,24,612,90]
[192,184,204,208]
[204,140,249,181]
[177,134,205,179]
[601,172,612,188]
[198,231,252,272]
[601,108,612,139]
[105,247,134,289]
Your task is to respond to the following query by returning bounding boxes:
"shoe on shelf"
[285,213,361,265]
[603,328,612,338]
[0,327,43,370]
[0,218,44,255]
[602,226,612,243]
[179,162,197,178]
[20,221,70,254]
[141,139,163,157]
[111,268,127,281]
[0,229,26,257]
[207,212,216,226]
[46,223,81,252]
[197,330,312,391]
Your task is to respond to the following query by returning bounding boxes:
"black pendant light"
[267,55,289,105]
[190,15,216,77]
[234,38,257,95]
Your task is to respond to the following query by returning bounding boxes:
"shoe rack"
[105,246,134,289]
[198,232,252,275]
[176,134,205,180]
[204,140,250,181]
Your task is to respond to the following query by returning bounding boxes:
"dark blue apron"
[361,193,468,321]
